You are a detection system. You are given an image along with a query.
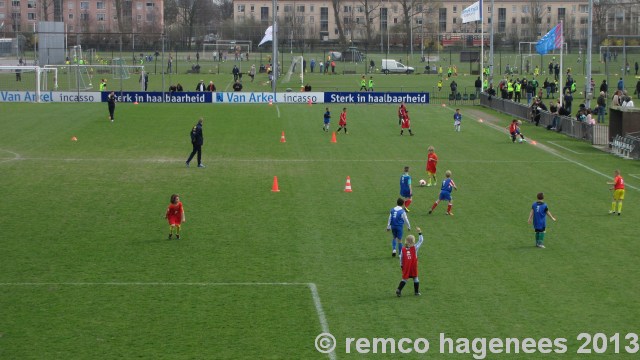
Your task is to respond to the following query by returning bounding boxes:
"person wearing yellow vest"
[437,79,443,92]
[507,80,514,100]
[359,75,367,91]
[514,81,522,102]
[483,79,488,91]
[368,76,374,92]
[99,79,107,91]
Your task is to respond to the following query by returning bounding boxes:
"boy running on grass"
[429,170,458,216]
[387,198,411,257]
[396,227,424,297]
[426,146,438,187]
[607,170,625,215]
[166,194,186,239]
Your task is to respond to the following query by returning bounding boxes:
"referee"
[186,118,205,168]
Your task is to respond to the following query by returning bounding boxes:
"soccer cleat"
[197,164,206,168]
[396,289,401,297]
[168,234,172,240]
[446,212,454,216]
[176,234,180,240]
[404,207,410,212]
[392,249,397,257]
[415,292,421,296]
[428,210,432,215]
[536,244,546,248]
[618,212,621,216]
[609,210,615,214]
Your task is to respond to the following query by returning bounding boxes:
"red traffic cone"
[344,176,352,192]
[307,98,313,106]
[271,176,280,192]
[280,131,286,143]
[331,132,337,143]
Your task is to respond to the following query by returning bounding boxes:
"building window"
[557,8,565,21]
[11,0,19,7]
[297,5,304,12]
[68,25,74,32]
[97,1,105,10]
[498,8,506,32]
[68,13,73,19]
[439,8,446,32]
[97,13,106,21]
[579,5,588,13]
[146,13,154,21]
[80,13,89,21]
[343,5,351,13]
[238,5,245,12]
[522,5,529,14]
[27,0,35,8]
[260,7,269,22]
[310,5,314,12]
[146,2,154,7]
[28,12,36,20]
[0,1,5,8]
[512,5,516,13]
[250,5,254,12]
[512,17,516,24]
[80,2,89,10]
[453,6,457,14]
[284,5,292,12]
[453,18,457,24]
[68,2,73,9]
[98,24,106,32]
[320,7,329,32]
[487,6,491,14]
[136,2,142,10]
[309,16,314,24]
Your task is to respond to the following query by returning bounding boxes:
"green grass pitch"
[0,101,639,359]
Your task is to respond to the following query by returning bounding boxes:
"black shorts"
[535,228,546,233]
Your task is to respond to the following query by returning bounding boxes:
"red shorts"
[402,264,418,280]
[167,215,182,226]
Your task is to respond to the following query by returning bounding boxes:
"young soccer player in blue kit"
[453,109,462,132]
[387,198,411,257]
[400,166,413,212]
[528,192,557,248]
[323,107,331,132]
[429,170,458,216]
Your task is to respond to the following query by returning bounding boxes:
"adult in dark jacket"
[107,91,117,122]
[186,118,205,168]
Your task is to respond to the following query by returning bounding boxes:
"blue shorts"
[324,119,330,124]
[439,191,452,201]
[391,226,403,240]
[400,190,412,198]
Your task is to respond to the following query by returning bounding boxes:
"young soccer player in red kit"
[336,107,348,134]
[396,227,424,297]
[166,194,185,239]
[426,146,438,186]
[400,110,414,136]
[398,103,407,126]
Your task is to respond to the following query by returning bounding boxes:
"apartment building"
[0,0,163,34]
[232,0,640,44]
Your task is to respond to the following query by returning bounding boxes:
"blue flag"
[536,23,563,55]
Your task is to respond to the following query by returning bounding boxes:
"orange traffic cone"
[307,98,313,106]
[268,100,273,106]
[271,176,280,192]
[71,136,78,141]
[331,132,337,143]
[133,101,139,105]
[344,176,352,192]
[280,131,286,143]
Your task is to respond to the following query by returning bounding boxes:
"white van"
[381,59,415,74]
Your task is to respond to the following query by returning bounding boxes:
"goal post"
[0,65,59,101]
[283,56,304,86]
[203,40,252,61]
[44,64,145,91]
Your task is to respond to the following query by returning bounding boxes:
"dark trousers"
[108,105,115,120]
[187,143,202,165]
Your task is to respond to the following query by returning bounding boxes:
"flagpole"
[480,0,484,92]
[272,0,278,94]
[559,20,563,109]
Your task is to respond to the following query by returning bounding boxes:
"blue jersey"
[324,111,331,123]
[388,206,409,228]
[531,201,549,230]
[453,113,462,122]
[400,173,412,197]
[441,178,456,193]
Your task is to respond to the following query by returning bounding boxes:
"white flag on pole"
[461,1,482,24]
[259,26,273,46]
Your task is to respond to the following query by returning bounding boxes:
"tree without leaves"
[331,0,347,45]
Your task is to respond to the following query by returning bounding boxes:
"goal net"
[44,64,145,91]
[203,41,252,61]
[0,65,58,99]
[283,56,304,85]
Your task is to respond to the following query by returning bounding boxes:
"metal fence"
[479,93,609,146]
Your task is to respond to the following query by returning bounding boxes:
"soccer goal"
[0,65,58,101]
[203,40,252,61]
[283,56,304,85]
[44,64,145,91]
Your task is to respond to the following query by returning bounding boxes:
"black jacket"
[191,123,203,146]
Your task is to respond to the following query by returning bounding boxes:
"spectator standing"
[232,80,243,92]
[195,80,205,91]
[617,77,624,91]
[206,81,216,91]
[563,90,573,114]
[232,65,240,81]
[474,76,482,98]
[249,64,256,82]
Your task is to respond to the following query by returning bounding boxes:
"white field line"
[629,174,640,180]
[547,141,581,154]
[456,109,639,191]
[0,281,335,359]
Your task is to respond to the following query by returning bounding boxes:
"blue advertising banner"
[324,92,429,104]
[100,92,212,103]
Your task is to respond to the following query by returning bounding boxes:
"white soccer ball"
[518,138,523,143]
[419,179,427,187]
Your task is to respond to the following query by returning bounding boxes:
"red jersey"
[509,123,518,133]
[166,202,184,225]
[613,175,625,190]
[398,105,407,118]
[426,153,438,173]
[401,114,411,129]
[339,111,347,126]
[401,246,418,280]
